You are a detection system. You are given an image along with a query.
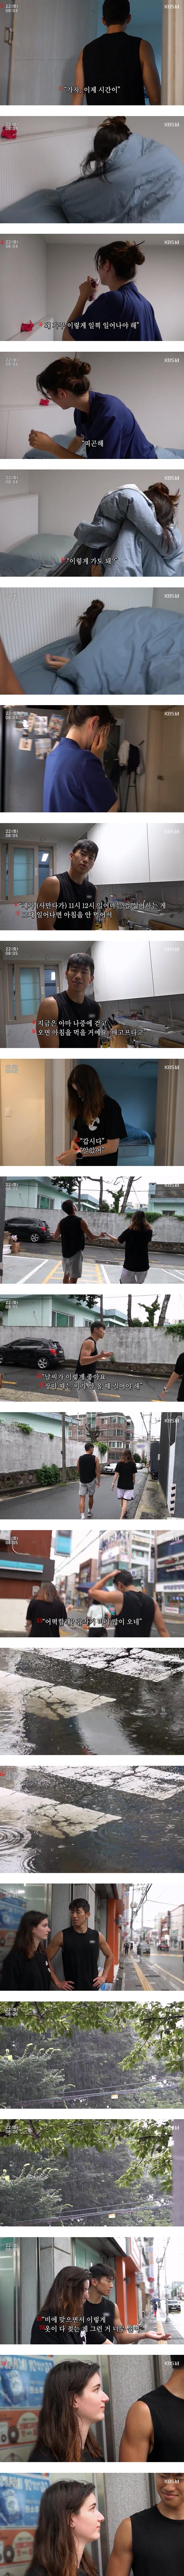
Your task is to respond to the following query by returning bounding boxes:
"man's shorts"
[79,1475,97,1498]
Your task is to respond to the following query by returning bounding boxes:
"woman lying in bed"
[0,592,184,700]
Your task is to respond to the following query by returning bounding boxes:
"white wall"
[0,239,47,341]
[0,578,153,659]
[0,0,98,113]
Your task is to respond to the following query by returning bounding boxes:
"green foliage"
[0,2116,172,2185]
[17,1422,31,1436]
[36,1464,63,1484]
[165,1323,184,1340]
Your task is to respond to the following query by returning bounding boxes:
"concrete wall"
[0,0,98,112]
[20,2237,38,2340]
[20,2233,71,2335]
[105,2470,149,2556]
[0,1322,182,1376]
[109,2352,155,2460]
[50,1876,90,1973]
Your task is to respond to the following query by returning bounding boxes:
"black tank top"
[141,2379,184,2461]
[116,1590,154,1634]
[82,31,145,104]
[76,1343,98,1378]
[131,2505,184,2573]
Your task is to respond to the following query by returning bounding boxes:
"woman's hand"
[29,429,51,449]
[79,273,97,302]
[56,1143,77,1163]
[45,654,69,668]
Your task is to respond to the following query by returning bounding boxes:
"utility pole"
[119,1176,134,1217]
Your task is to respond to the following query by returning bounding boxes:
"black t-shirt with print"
[74,1093,126,1164]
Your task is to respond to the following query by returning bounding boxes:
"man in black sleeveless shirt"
[72,0,161,109]
[105,2475,184,2576]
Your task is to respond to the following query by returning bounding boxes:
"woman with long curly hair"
[25,2482,103,2576]
[30,2266,90,2346]
[31,2361,108,2461]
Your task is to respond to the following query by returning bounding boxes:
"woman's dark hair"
[29,1582,62,1605]
[82,116,130,178]
[37,2266,88,2329]
[128,1210,149,1232]
[119,1447,134,1465]
[36,358,91,398]
[95,238,144,280]
[67,1065,106,1125]
[63,707,112,736]
[75,603,104,655]
[31,2362,102,2464]
[27,2480,96,2576]
[10,1912,47,1958]
[145,480,179,553]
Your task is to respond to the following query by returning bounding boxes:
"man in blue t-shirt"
[43,708,118,814]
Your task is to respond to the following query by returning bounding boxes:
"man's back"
[82,29,145,103]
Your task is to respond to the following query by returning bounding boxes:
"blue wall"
[102,1059,158,1154]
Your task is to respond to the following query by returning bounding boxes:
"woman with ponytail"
[3,114,184,225]
[63,239,161,344]
[44,601,103,679]
[62,480,183,584]
[31,2362,108,2462]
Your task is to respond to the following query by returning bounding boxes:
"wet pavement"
[0,1644,184,1761]
[0,1759,184,1871]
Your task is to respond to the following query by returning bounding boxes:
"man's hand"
[93,1971,104,1988]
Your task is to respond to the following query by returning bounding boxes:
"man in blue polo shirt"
[43,708,118,814]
